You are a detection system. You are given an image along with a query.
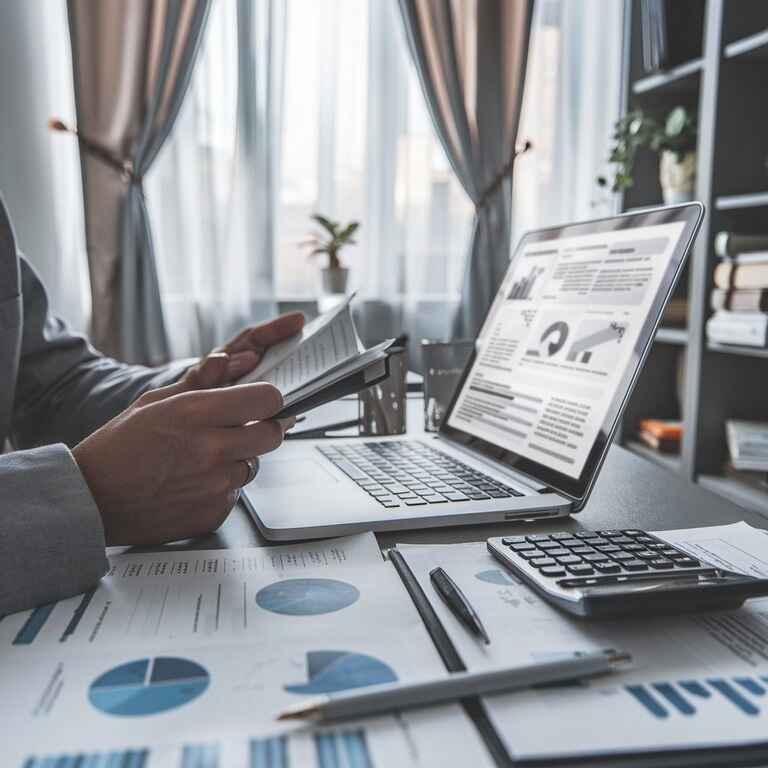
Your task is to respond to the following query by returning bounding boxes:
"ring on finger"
[239,457,259,487]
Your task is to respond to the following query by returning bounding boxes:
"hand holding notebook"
[237,294,395,417]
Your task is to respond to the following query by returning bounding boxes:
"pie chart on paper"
[255,578,360,616]
[88,657,209,717]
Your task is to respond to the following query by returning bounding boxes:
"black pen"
[430,567,490,645]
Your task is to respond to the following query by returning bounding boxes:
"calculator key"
[612,552,635,561]
[675,557,701,568]
[566,564,595,576]
[488,491,512,498]
[596,544,621,553]
[551,533,573,540]
[538,541,564,551]
[511,542,536,552]
[540,565,567,577]
[526,535,551,543]
[584,553,609,563]
[660,547,680,557]
[559,539,581,548]
[518,549,546,560]
[530,557,557,568]
[467,492,492,500]
[502,536,527,545]
[594,561,621,574]
[598,530,623,538]
[611,536,633,545]
[586,537,609,546]
[624,544,645,552]
[572,546,596,555]
[624,530,643,536]
[404,498,428,506]
[556,554,582,565]
[546,548,571,558]
[574,532,599,539]
[635,536,655,545]
[380,501,401,508]
[648,558,674,569]
[634,550,658,560]
[422,494,448,503]
[622,560,648,571]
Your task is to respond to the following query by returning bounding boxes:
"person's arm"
[11,256,193,449]
[0,444,108,615]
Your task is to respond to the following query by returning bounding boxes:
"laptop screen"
[442,205,703,503]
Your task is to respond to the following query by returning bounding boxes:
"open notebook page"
[238,295,362,395]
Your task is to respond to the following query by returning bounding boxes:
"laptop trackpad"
[256,458,339,489]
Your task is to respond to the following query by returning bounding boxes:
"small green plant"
[301,214,360,270]
[597,106,697,192]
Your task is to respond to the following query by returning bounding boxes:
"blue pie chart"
[256,578,360,616]
[89,657,209,717]
[475,568,518,586]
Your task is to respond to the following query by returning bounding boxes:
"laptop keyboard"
[317,441,524,508]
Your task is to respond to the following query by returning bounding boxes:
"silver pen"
[278,650,630,723]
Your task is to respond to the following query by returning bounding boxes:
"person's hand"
[179,312,305,388]
[72,376,291,546]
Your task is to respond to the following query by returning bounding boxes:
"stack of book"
[707,232,768,348]
[725,419,768,490]
[639,0,704,74]
[638,419,682,454]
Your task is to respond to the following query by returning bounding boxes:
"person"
[0,194,304,616]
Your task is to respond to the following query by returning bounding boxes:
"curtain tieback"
[49,118,142,185]
[475,140,532,212]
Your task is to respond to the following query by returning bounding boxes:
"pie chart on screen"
[88,657,209,717]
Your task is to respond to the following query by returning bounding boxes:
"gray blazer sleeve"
[1,257,194,616]
[0,444,109,615]
[11,256,194,449]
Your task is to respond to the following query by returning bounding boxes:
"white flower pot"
[321,267,349,294]
[660,150,696,204]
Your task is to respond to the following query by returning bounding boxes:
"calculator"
[487,529,768,618]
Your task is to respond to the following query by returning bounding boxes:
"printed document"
[3,533,492,767]
[398,523,768,760]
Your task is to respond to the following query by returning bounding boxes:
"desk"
[183,396,768,554]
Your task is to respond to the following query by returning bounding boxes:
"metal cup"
[358,346,407,436]
[422,339,474,432]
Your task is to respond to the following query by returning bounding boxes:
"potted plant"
[301,214,359,295]
[597,106,697,204]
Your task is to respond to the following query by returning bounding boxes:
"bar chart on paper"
[626,676,768,718]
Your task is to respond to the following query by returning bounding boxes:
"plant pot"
[321,267,349,294]
[659,150,696,204]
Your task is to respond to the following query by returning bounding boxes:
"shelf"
[632,58,703,95]
[707,342,768,359]
[699,474,768,517]
[725,29,768,60]
[626,441,682,474]
[655,328,688,345]
[715,192,768,211]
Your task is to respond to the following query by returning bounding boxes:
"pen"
[430,566,490,644]
[278,650,631,722]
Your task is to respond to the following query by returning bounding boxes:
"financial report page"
[448,222,685,479]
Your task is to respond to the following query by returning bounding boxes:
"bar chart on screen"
[626,676,768,719]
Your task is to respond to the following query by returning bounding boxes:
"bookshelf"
[619,0,768,519]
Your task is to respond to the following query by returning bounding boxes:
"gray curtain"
[397,0,534,337]
[67,0,210,364]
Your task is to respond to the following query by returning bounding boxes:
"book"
[724,463,768,493]
[638,419,681,453]
[714,231,768,259]
[714,261,768,290]
[706,311,768,347]
[660,297,688,326]
[237,294,395,417]
[726,420,768,472]
[711,289,768,313]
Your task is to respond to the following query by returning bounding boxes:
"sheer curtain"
[512,0,624,237]
[147,0,624,359]
[147,0,473,358]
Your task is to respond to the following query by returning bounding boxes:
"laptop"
[243,204,703,540]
